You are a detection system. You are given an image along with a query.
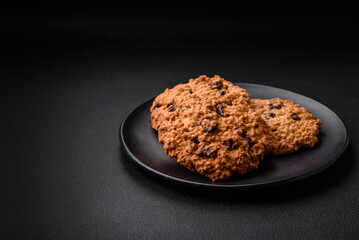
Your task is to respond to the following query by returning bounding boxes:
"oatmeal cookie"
[250,98,322,155]
[150,75,274,181]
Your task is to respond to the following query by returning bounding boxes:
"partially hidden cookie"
[250,98,322,155]
[150,75,275,181]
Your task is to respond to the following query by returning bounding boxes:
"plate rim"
[120,83,349,189]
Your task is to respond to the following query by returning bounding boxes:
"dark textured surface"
[2,8,359,239]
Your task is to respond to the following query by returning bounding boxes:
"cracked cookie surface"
[250,98,322,155]
[150,75,274,181]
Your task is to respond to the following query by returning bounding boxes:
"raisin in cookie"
[250,98,322,155]
[150,75,275,181]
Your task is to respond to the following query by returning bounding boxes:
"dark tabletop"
[2,7,359,240]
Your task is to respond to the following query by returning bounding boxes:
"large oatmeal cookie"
[250,98,322,155]
[150,75,274,181]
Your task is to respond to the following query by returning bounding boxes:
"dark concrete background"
[2,6,358,239]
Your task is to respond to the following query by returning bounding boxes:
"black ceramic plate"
[120,83,348,189]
